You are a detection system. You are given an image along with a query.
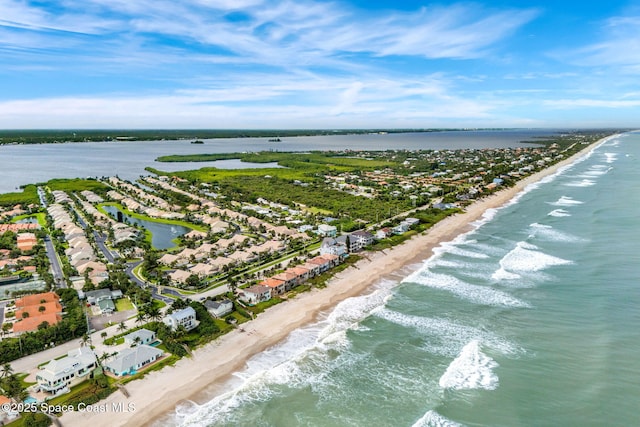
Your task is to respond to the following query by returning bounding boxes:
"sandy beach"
[59,138,608,427]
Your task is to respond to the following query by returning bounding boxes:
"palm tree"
[146,305,161,323]
[1,363,13,380]
[117,322,127,333]
[135,311,147,326]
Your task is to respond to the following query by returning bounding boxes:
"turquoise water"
[167,133,639,427]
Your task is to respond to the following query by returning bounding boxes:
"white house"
[349,230,374,252]
[104,345,164,377]
[163,306,199,332]
[36,347,97,395]
[240,285,272,306]
[124,328,157,347]
[317,224,337,237]
[320,236,348,257]
[204,299,234,318]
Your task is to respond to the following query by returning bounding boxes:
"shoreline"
[59,137,610,427]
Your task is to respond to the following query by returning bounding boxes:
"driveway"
[89,309,137,331]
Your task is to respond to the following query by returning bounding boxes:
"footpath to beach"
[60,137,611,427]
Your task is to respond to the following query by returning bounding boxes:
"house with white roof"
[163,306,198,331]
[36,347,97,395]
[124,328,157,347]
[317,224,337,237]
[104,345,164,377]
[204,299,234,318]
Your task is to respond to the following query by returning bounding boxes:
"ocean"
[166,132,639,427]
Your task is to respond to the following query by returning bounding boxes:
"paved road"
[0,301,6,326]
[43,236,66,288]
[94,231,118,263]
[125,261,173,304]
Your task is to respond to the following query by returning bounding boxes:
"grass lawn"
[10,212,47,228]
[97,202,207,232]
[115,298,134,311]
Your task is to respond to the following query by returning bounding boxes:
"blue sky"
[1,0,639,129]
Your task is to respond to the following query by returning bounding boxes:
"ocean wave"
[493,241,572,281]
[603,152,618,163]
[404,270,530,308]
[549,195,583,207]
[373,308,520,357]
[528,223,583,243]
[174,284,395,426]
[548,209,571,217]
[412,410,465,427]
[439,340,499,390]
[434,241,490,259]
[564,179,596,187]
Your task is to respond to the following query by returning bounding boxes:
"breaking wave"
[493,241,572,280]
[412,410,465,427]
[439,340,499,390]
[404,270,530,308]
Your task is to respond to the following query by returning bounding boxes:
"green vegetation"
[0,184,38,206]
[10,212,47,228]
[46,178,108,194]
[157,151,392,169]
[115,298,134,311]
[97,203,207,232]
[151,151,393,182]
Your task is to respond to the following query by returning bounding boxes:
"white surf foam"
[404,270,530,308]
[434,241,490,259]
[564,179,596,187]
[373,308,519,357]
[439,340,499,390]
[603,152,617,163]
[412,410,464,427]
[174,283,396,426]
[549,196,583,207]
[548,209,571,217]
[493,241,572,280]
[528,223,582,243]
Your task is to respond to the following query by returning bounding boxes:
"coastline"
[59,137,610,427]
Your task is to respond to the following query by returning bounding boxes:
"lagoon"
[101,205,190,250]
[0,130,556,193]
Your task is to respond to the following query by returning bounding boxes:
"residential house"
[260,278,286,295]
[36,347,97,395]
[83,288,123,315]
[286,266,311,284]
[240,285,272,305]
[392,222,410,234]
[104,345,164,377]
[16,232,37,251]
[124,329,157,347]
[271,271,298,291]
[163,306,198,331]
[317,224,337,237]
[204,299,234,318]
[0,395,19,423]
[307,256,333,273]
[169,269,192,285]
[375,228,392,240]
[189,263,216,278]
[349,230,374,252]
[320,236,348,257]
